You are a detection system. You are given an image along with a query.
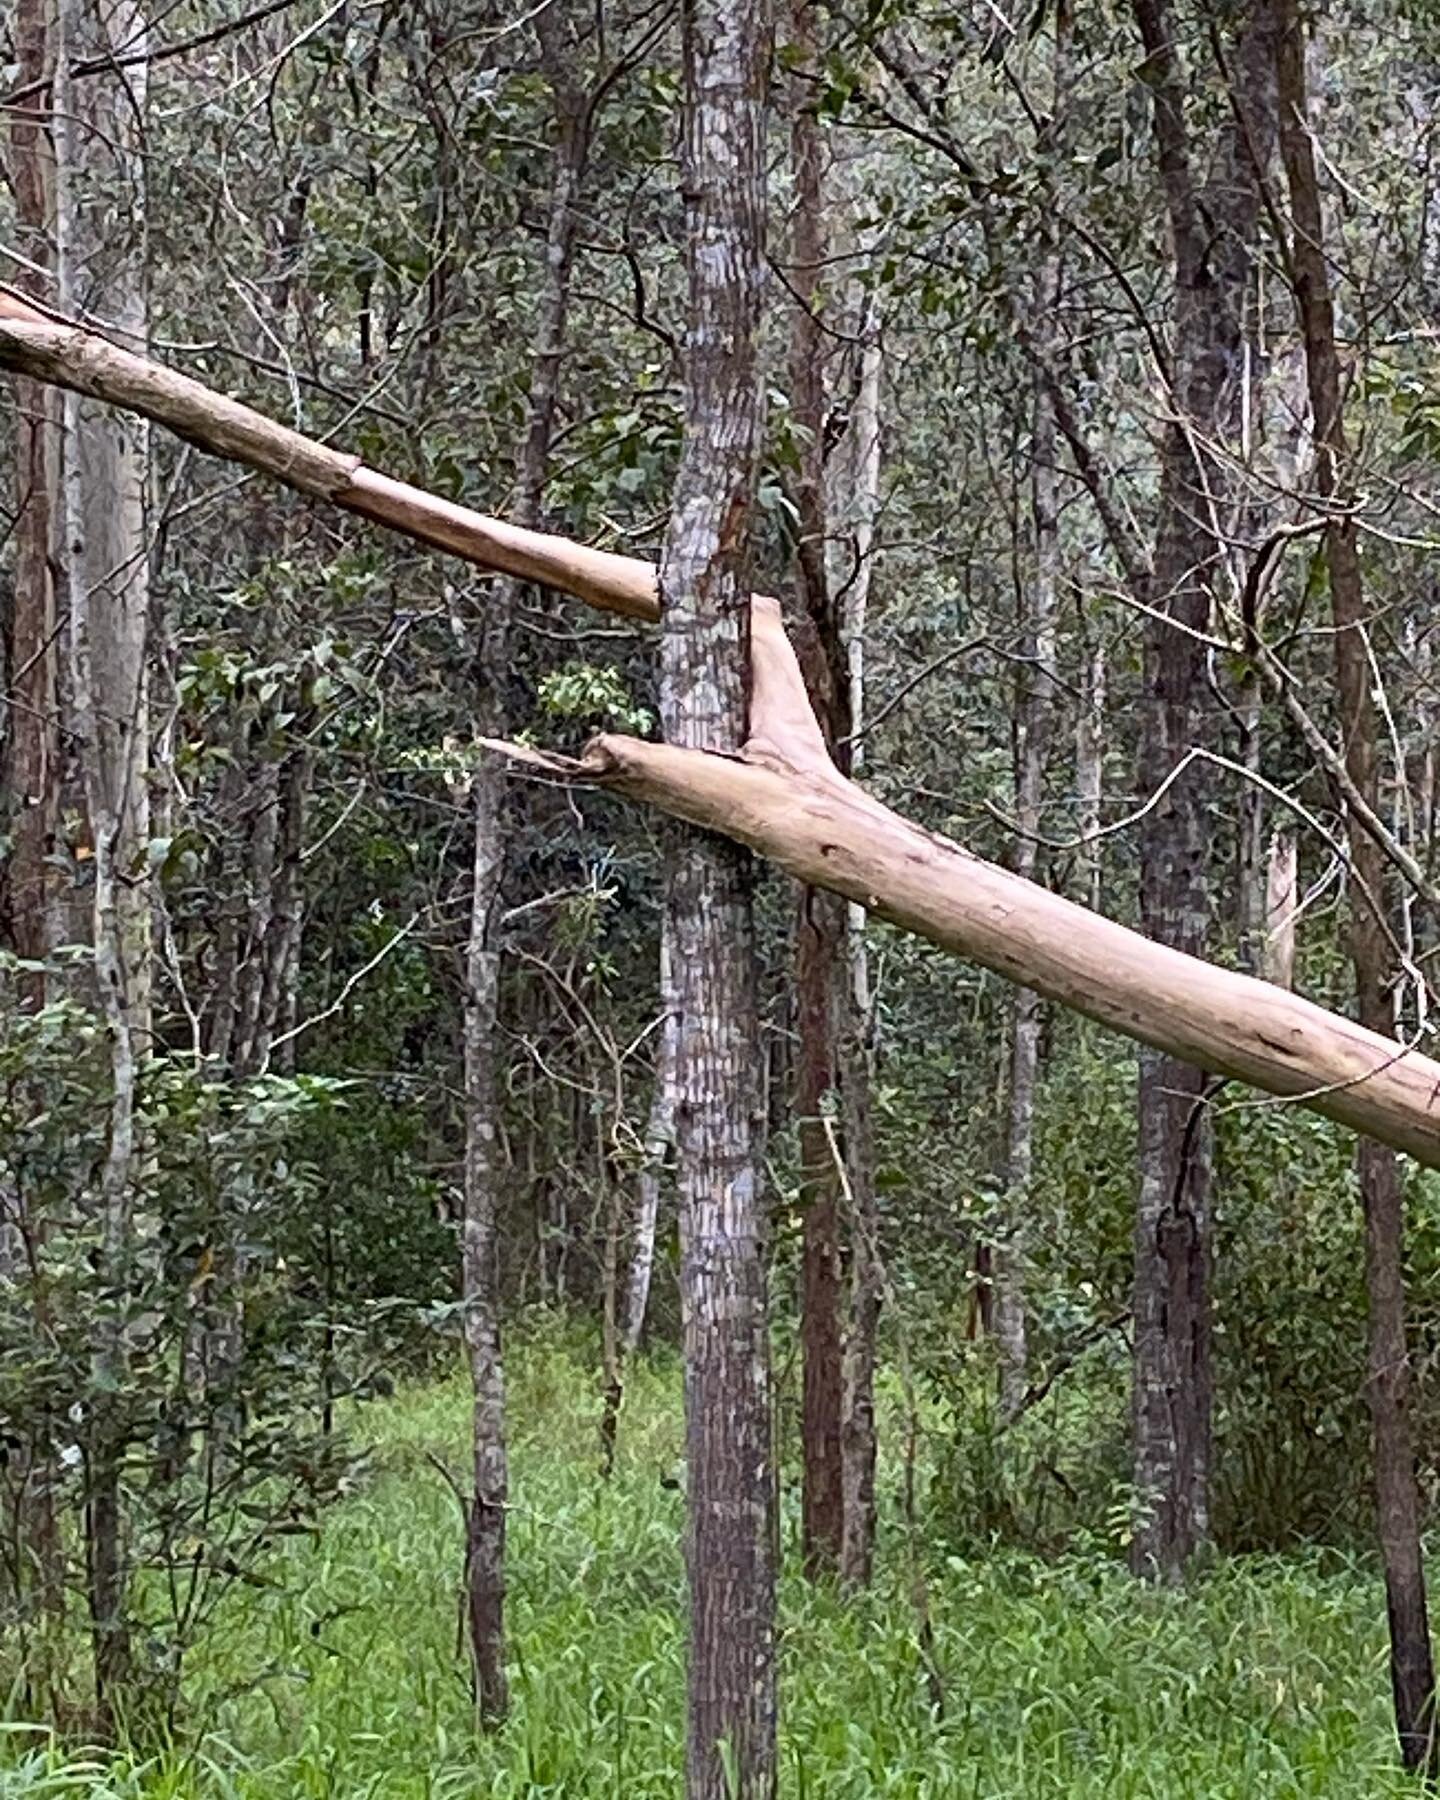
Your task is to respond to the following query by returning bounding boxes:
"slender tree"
[463,15,593,1724]
[664,0,776,1785]
[788,0,847,1577]
[1274,0,1438,1765]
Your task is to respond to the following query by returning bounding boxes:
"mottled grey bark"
[53,0,151,1726]
[623,918,679,1357]
[1274,0,1437,1765]
[664,0,775,1787]
[832,326,882,1588]
[463,30,591,1725]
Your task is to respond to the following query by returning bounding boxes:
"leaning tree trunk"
[1274,0,1438,1767]
[53,0,151,1729]
[1128,0,1272,1581]
[665,0,776,1790]
[462,29,591,1726]
[788,0,847,1578]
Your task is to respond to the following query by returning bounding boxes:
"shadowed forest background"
[6,0,1440,1792]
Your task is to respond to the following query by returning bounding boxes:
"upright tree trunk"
[832,326,883,1588]
[462,30,591,1725]
[1128,0,1271,1581]
[53,0,151,1726]
[623,917,679,1358]
[665,0,775,1788]
[1274,2,1438,1765]
[2,0,65,1642]
[994,24,1067,1412]
[788,0,846,1578]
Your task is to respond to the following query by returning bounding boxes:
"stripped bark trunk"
[53,0,151,1727]
[666,0,775,1788]
[463,29,591,1726]
[1274,2,1438,1766]
[1129,0,1272,1581]
[788,0,845,1577]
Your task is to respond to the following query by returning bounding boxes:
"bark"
[788,0,845,1578]
[1274,0,1437,1766]
[1075,634,1107,911]
[463,35,591,1727]
[1128,0,1273,1582]
[1263,832,1298,991]
[623,917,679,1357]
[2,0,65,1637]
[53,0,151,1727]
[665,0,775,1789]
[824,302,884,1586]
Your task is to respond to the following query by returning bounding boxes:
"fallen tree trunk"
[491,601,1440,1170]
[4,285,1440,1167]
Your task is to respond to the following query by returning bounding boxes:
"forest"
[5,0,1440,1792]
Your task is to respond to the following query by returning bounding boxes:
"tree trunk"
[832,322,883,1587]
[462,32,591,1726]
[1274,1,1438,1765]
[665,0,775,1788]
[1128,0,1272,1581]
[53,0,151,1728]
[2,0,66,1642]
[623,917,679,1358]
[788,0,846,1578]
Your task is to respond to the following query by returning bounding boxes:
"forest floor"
[0,1324,1424,1797]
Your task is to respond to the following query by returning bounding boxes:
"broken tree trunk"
[4,293,1440,1170]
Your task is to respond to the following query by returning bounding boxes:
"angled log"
[4,288,1440,1167]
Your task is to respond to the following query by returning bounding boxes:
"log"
[4,286,1439,1165]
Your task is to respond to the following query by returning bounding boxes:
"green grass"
[0,1326,1424,1795]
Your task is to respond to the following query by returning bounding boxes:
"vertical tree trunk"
[995,26,1067,1411]
[462,31,591,1724]
[53,0,151,1726]
[2,0,65,1641]
[1274,2,1437,1765]
[623,917,679,1358]
[828,319,883,1588]
[1128,0,1271,1581]
[788,0,846,1578]
[1262,832,1297,991]
[1074,630,1106,911]
[665,0,775,1788]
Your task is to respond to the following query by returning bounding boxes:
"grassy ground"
[0,1327,1424,1796]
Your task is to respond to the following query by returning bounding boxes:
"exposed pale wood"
[6,288,1440,1171]
[0,288,659,621]
[489,597,1440,1171]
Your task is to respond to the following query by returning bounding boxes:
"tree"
[1127,0,1273,1580]
[662,0,776,1786]
[1273,0,1437,1764]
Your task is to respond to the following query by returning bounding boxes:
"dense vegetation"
[7,0,1440,1790]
